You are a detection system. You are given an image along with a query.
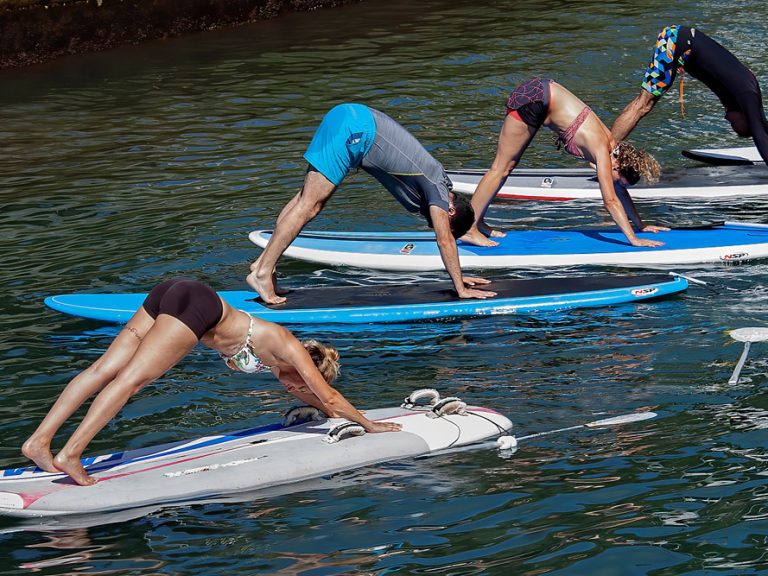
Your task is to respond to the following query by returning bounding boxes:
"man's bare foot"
[460,230,499,247]
[248,263,289,297]
[53,452,97,486]
[271,271,290,296]
[477,222,507,238]
[246,270,287,304]
[21,436,57,473]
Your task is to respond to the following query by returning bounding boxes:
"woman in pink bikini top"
[462,77,669,249]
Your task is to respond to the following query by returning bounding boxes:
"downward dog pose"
[22,278,400,486]
[612,25,768,162]
[247,103,496,304]
[463,78,667,247]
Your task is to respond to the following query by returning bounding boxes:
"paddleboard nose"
[0,492,24,510]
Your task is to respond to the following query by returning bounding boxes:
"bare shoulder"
[251,317,295,345]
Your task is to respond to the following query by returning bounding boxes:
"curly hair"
[615,141,661,185]
[301,339,341,384]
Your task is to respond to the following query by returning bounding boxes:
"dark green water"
[2,0,768,573]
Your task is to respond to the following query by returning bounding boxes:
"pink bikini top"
[558,106,592,159]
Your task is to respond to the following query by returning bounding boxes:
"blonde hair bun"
[301,339,341,384]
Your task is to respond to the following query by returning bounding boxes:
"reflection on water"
[2,0,768,573]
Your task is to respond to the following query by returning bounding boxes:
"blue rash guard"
[303,103,451,218]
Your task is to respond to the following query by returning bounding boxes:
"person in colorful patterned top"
[22,278,400,486]
[463,78,667,247]
[611,25,768,163]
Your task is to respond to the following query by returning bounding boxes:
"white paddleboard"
[447,165,768,201]
[682,146,764,165]
[0,396,511,518]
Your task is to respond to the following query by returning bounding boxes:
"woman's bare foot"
[21,436,57,473]
[53,452,97,486]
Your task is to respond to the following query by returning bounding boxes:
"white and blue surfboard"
[0,398,512,518]
[44,275,688,325]
[249,221,768,271]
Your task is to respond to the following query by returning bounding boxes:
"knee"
[489,160,516,175]
[307,201,325,219]
[85,359,120,384]
[295,195,326,220]
[110,369,153,397]
[123,379,150,398]
[726,111,751,137]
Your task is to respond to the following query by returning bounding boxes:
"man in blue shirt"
[248,103,495,304]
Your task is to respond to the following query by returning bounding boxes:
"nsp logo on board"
[720,252,749,261]
[400,243,415,254]
[631,287,659,297]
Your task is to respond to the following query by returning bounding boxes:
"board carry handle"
[401,388,441,409]
[428,397,467,418]
[283,406,326,427]
[323,422,367,444]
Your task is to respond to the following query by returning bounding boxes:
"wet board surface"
[248,221,768,271]
[45,275,688,324]
[0,404,512,518]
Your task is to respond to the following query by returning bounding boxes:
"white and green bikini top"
[220,313,271,373]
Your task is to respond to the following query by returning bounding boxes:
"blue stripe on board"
[0,423,284,480]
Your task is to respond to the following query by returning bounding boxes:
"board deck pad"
[249,221,768,271]
[446,165,768,200]
[263,275,678,308]
[0,404,513,518]
[45,275,688,325]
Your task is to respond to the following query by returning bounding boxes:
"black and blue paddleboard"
[44,275,687,325]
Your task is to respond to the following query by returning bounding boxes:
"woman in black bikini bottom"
[22,278,400,486]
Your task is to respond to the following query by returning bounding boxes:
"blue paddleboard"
[249,221,768,271]
[44,275,687,325]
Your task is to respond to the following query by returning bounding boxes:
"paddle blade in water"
[730,327,768,343]
[586,412,657,428]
